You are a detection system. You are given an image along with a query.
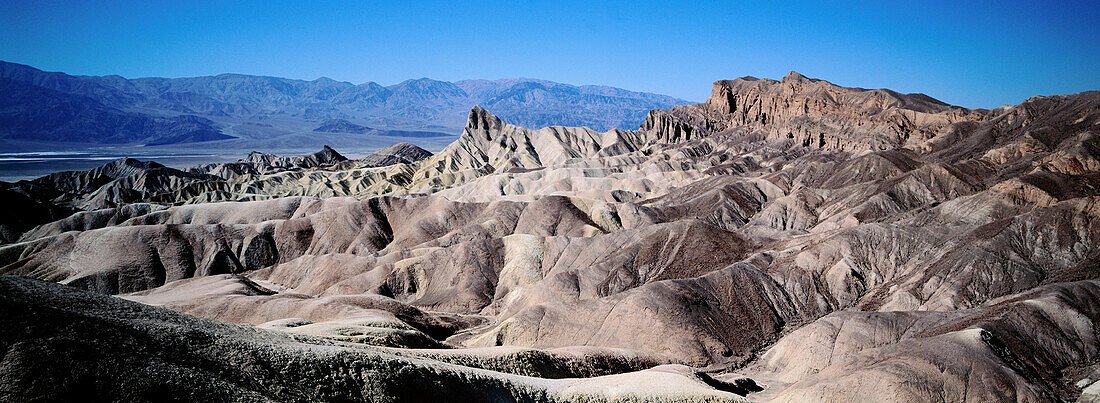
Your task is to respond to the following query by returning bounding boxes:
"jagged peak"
[466,105,504,131]
[781,71,810,83]
[314,145,347,161]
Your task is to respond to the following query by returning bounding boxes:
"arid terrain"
[2,72,1099,402]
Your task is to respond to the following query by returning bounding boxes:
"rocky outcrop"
[357,142,433,167]
[643,72,988,152]
[0,158,215,219]
[188,145,348,179]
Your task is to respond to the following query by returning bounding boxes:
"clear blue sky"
[0,0,1096,108]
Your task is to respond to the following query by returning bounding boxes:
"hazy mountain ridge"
[0,61,691,146]
[0,78,230,145]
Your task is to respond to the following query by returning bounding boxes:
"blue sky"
[0,0,1096,108]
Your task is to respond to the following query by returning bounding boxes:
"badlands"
[2,72,1100,402]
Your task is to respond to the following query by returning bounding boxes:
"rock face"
[641,72,987,152]
[2,72,1099,401]
[0,157,216,213]
[357,142,433,167]
[748,280,1100,401]
[188,145,349,180]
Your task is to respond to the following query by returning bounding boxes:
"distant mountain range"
[0,61,689,146]
[0,78,232,145]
